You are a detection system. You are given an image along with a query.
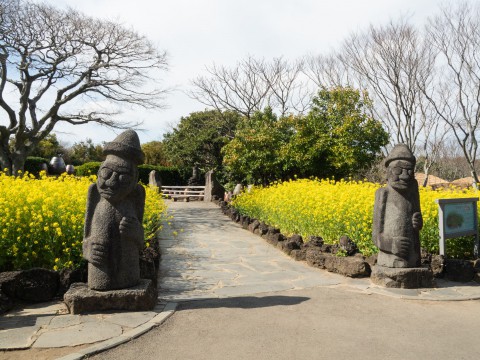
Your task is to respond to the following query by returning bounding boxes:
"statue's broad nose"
[105,172,119,187]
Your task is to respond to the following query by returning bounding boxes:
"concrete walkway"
[1,200,480,360]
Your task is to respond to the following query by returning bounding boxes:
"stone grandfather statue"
[372,144,422,268]
[82,130,145,290]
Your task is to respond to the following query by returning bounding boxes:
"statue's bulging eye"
[119,174,132,183]
[99,168,113,179]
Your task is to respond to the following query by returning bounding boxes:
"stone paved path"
[158,200,480,302]
[157,201,366,301]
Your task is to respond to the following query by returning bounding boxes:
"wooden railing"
[161,185,205,202]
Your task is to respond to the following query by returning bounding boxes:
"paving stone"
[103,312,157,328]
[291,276,342,289]
[0,326,40,349]
[32,321,123,348]
[6,301,67,317]
[47,314,81,329]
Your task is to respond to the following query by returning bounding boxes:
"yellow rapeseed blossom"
[232,178,479,256]
[0,171,167,271]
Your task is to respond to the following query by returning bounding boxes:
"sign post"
[435,198,479,257]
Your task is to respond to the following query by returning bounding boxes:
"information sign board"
[435,198,479,257]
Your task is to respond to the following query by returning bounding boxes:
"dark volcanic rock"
[320,244,334,253]
[339,235,358,256]
[248,220,260,233]
[334,256,371,278]
[306,236,324,248]
[290,249,307,261]
[58,264,88,296]
[266,232,286,246]
[306,248,329,269]
[0,268,59,302]
[242,216,251,230]
[444,259,474,282]
[365,254,378,268]
[257,222,269,236]
[306,249,370,277]
[430,255,445,278]
[0,291,13,315]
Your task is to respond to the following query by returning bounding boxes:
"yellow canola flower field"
[232,178,477,257]
[0,171,167,271]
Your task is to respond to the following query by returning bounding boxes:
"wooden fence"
[161,185,205,202]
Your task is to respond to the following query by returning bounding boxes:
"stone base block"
[371,265,435,289]
[63,279,157,314]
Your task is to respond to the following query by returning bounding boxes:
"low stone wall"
[216,200,480,283]
[0,238,161,315]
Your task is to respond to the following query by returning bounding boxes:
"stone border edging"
[55,302,177,360]
[215,200,480,283]
[215,200,373,279]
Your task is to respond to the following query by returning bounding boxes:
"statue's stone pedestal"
[63,279,156,314]
[371,265,435,289]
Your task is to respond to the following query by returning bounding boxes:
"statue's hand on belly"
[84,241,108,267]
[119,216,142,241]
[392,236,411,260]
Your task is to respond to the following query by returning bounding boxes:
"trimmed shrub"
[24,157,49,177]
[75,162,101,176]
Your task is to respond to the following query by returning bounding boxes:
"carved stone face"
[97,155,137,201]
[387,159,415,191]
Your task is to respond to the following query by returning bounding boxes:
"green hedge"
[138,164,186,185]
[75,162,101,176]
[75,162,186,185]
[25,157,49,176]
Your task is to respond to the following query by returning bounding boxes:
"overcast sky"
[39,0,446,145]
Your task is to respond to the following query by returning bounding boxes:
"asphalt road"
[91,286,480,360]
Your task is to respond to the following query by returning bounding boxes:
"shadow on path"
[177,295,310,311]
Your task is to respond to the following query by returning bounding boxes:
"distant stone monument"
[187,165,201,186]
[204,170,225,202]
[64,130,156,313]
[371,144,434,288]
[148,170,162,192]
[233,183,243,196]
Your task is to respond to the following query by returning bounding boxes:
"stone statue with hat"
[371,143,434,288]
[82,129,146,291]
[64,130,156,314]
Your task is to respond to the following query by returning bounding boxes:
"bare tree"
[341,18,437,151]
[0,0,168,173]
[423,1,480,186]
[189,56,270,118]
[259,57,313,116]
[417,100,448,186]
[189,56,312,118]
[304,52,353,89]
[339,17,450,184]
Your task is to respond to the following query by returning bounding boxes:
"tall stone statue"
[371,144,433,288]
[373,144,422,267]
[82,130,145,290]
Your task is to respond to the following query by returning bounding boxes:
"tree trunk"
[471,169,479,190]
[0,150,12,175]
[422,163,429,188]
[11,153,26,175]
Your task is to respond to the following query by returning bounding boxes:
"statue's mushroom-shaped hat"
[384,144,415,167]
[103,130,144,165]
